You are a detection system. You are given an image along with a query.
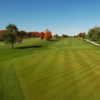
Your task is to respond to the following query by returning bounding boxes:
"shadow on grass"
[49,39,59,41]
[15,45,42,49]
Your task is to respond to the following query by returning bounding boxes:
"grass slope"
[0,38,100,100]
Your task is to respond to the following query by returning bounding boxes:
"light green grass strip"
[1,38,100,100]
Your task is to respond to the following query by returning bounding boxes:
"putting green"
[0,38,100,100]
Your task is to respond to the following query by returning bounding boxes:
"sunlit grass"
[0,37,100,100]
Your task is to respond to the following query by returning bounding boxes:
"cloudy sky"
[0,0,100,36]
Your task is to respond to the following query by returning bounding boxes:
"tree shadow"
[49,40,59,41]
[15,45,42,49]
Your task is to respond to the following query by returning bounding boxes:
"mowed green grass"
[0,38,100,100]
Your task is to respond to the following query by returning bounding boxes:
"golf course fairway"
[0,37,100,100]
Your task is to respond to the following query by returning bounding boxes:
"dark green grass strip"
[0,62,6,100]
[90,50,100,57]
[2,60,25,100]
[63,50,80,100]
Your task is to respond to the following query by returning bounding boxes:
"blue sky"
[0,0,100,36]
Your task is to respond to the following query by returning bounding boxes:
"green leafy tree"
[6,24,18,33]
[1,30,17,48]
[82,32,86,39]
[17,30,26,39]
[62,34,68,38]
[1,24,19,49]
[65,34,68,37]
[62,34,65,38]
[36,34,39,37]
[58,36,61,39]
[26,32,31,38]
[55,34,59,38]
[87,26,100,41]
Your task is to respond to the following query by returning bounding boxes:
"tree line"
[0,24,70,49]
[0,24,52,48]
[74,26,100,40]
[54,34,68,39]
[74,32,86,39]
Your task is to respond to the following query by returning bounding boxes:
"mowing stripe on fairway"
[72,50,100,99]
[1,38,100,100]
[14,50,60,100]
[1,60,25,100]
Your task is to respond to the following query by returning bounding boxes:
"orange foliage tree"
[73,35,77,37]
[78,33,82,37]
[30,32,35,37]
[45,29,49,33]
[44,31,52,40]
[77,34,79,37]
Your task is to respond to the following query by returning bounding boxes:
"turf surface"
[0,38,100,100]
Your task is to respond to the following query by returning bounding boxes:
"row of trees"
[75,26,100,40]
[0,24,53,48]
[54,34,68,39]
[23,32,38,38]
[54,34,61,39]
[0,30,40,40]
[39,29,52,40]
[62,34,68,38]
[75,32,86,39]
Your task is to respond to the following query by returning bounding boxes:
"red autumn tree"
[0,30,8,41]
[39,32,44,40]
[0,31,3,41]
[0,30,3,41]
[78,33,82,37]
[44,31,52,40]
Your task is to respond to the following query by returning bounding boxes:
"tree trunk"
[12,43,13,49]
